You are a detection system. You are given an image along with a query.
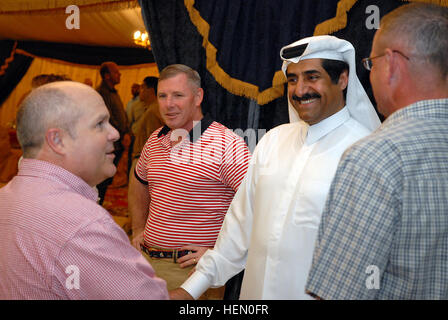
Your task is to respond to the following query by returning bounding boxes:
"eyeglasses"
[362,50,410,71]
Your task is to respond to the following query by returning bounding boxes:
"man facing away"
[96,61,130,204]
[129,64,251,298]
[127,81,149,136]
[127,77,163,176]
[171,35,381,300]
[306,3,448,299]
[129,76,165,169]
[0,81,168,299]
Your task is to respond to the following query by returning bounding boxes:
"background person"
[96,61,130,204]
[126,82,140,113]
[128,76,164,175]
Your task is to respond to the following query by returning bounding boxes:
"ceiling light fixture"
[133,30,151,49]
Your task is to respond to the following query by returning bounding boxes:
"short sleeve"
[219,133,251,191]
[134,134,154,184]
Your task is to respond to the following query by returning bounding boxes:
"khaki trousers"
[142,251,225,300]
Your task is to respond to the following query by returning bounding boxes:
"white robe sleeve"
[181,135,267,299]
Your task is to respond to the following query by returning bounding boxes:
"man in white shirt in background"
[171,35,381,299]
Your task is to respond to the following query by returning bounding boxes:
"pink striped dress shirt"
[0,159,168,300]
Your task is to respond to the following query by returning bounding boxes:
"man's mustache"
[292,93,321,102]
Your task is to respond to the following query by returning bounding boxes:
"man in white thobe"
[171,35,381,299]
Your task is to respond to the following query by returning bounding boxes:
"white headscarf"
[280,35,380,131]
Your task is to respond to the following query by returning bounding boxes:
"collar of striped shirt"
[157,113,214,143]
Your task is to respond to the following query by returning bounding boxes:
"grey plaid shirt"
[305,99,448,299]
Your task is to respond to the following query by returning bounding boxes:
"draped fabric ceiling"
[0,0,158,127]
[179,0,447,106]
[0,0,144,47]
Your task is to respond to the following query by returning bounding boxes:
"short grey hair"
[17,82,82,158]
[380,3,448,78]
[159,64,201,89]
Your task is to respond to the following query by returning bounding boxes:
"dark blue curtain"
[139,0,264,132]
[138,0,339,133]
[332,0,407,122]
[191,0,338,93]
[0,41,33,106]
[139,0,414,133]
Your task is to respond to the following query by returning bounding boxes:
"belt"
[140,245,192,263]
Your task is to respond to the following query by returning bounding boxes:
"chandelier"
[133,30,151,49]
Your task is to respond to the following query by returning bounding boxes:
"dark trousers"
[127,135,135,177]
[223,270,244,300]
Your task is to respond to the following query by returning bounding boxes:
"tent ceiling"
[0,0,147,48]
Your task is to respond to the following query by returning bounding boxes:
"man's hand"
[177,246,212,269]
[131,229,145,252]
[169,288,194,300]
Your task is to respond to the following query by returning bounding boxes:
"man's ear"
[194,87,204,106]
[45,128,66,155]
[384,48,399,86]
[104,72,111,82]
[338,70,349,91]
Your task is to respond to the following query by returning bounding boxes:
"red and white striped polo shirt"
[135,116,251,248]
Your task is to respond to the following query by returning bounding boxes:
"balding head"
[17,81,92,157]
[378,4,448,80]
[17,81,120,186]
[369,4,448,116]
[99,61,121,86]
